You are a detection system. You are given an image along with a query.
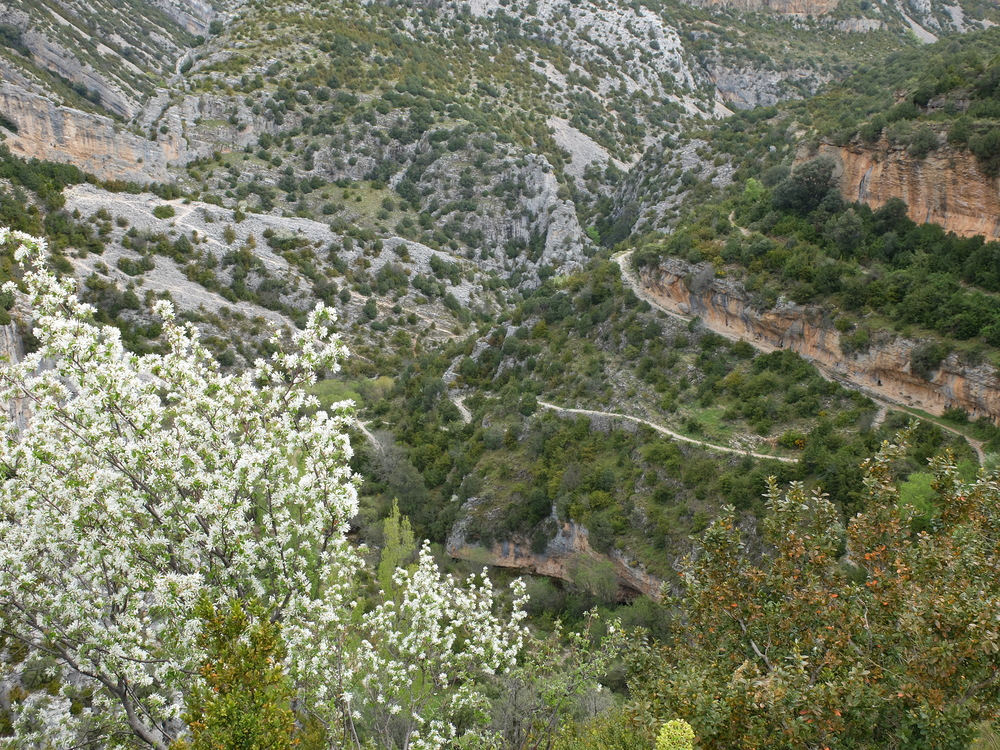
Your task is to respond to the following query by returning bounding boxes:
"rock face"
[816,139,1000,240]
[687,0,839,13]
[18,31,136,119]
[0,83,173,182]
[150,0,216,35]
[709,64,825,109]
[447,515,664,601]
[639,258,1000,423]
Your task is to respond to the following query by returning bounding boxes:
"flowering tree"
[355,543,527,750]
[0,228,527,749]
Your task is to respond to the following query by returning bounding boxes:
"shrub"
[907,126,939,158]
[657,720,695,750]
[969,128,1000,177]
[910,341,951,380]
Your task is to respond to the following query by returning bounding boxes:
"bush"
[657,720,695,750]
[907,126,939,159]
[910,341,951,379]
[152,205,175,220]
[947,116,971,146]
[969,128,1000,177]
[771,157,836,216]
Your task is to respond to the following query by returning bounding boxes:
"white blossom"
[0,229,529,750]
[0,230,358,748]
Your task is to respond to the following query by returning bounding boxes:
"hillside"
[628,29,1000,418]
[0,0,994,596]
[3,0,1000,746]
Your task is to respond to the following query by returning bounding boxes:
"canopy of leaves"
[629,431,1000,750]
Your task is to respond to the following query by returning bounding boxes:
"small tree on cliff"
[771,156,837,215]
[630,430,1000,750]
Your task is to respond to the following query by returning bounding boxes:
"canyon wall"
[447,515,664,601]
[0,83,173,182]
[687,0,840,13]
[816,139,1000,240]
[639,257,1000,422]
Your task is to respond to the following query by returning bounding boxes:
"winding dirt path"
[613,250,988,463]
[537,400,798,463]
[452,395,472,424]
[354,419,384,453]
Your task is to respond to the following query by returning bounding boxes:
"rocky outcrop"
[687,0,839,14]
[833,17,884,32]
[0,83,172,182]
[815,138,1000,240]
[413,149,590,284]
[710,64,825,109]
[20,31,137,118]
[639,257,1000,423]
[447,513,664,601]
[0,0,204,119]
[150,0,216,35]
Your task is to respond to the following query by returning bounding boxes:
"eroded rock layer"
[0,83,172,182]
[447,519,664,601]
[639,258,1000,423]
[688,0,840,14]
[817,139,1000,240]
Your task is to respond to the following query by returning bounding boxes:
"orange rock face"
[640,258,1000,423]
[816,139,1000,240]
[447,520,664,601]
[0,84,172,183]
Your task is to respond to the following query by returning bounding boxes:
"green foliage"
[630,433,1000,749]
[173,598,301,750]
[377,499,417,596]
[907,125,939,158]
[909,341,951,380]
[898,470,936,531]
[635,153,1000,352]
[0,24,30,57]
[969,128,1000,177]
[771,157,837,215]
[497,614,629,750]
[152,204,176,219]
[656,720,695,750]
[552,708,649,750]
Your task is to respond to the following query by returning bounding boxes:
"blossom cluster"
[355,543,528,749]
[0,229,528,749]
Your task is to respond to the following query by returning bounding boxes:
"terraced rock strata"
[636,255,1000,423]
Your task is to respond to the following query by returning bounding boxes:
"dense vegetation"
[633,155,1000,356]
[694,27,1000,175]
[6,0,1000,746]
[347,256,975,614]
[6,230,999,750]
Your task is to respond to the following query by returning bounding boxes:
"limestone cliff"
[709,63,826,109]
[0,83,172,182]
[687,0,839,14]
[447,514,664,601]
[0,0,205,118]
[150,0,216,36]
[815,138,1000,240]
[639,257,1000,422]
